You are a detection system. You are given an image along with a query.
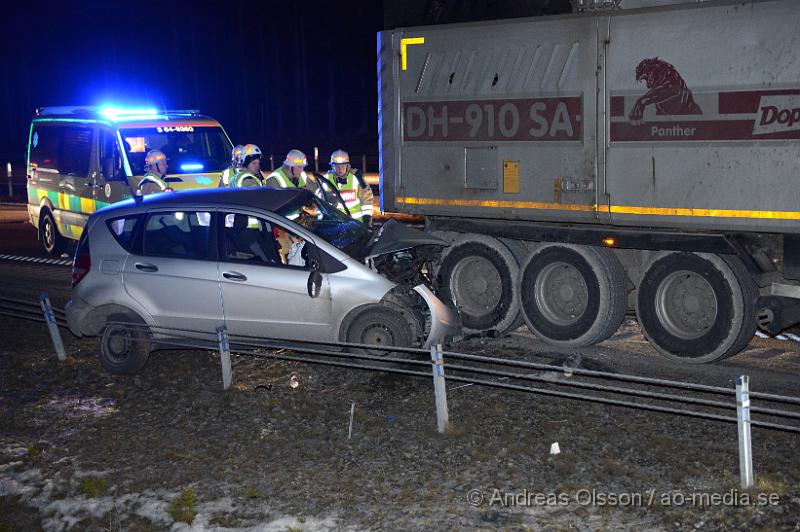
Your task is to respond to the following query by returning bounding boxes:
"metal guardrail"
[2,294,800,489]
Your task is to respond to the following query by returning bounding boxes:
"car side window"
[106,215,143,252]
[143,211,214,260]
[222,213,311,270]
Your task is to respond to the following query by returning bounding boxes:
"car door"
[95,127,134,209]
[57,124,97,238]
[122,210,224,336]
[218,211,334,342]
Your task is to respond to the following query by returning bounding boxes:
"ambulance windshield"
[120,126,232,175]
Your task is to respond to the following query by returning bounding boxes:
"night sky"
[2,0,384,167]
[1,0,570,168]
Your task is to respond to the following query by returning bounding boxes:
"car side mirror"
[307,269,322,298]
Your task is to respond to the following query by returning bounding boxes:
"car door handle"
[223,271,247,282]
[134,262,158,272]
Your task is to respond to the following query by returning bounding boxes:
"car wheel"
[345,307,414,356]
[98,313,151,374]
[636,252,757,363]
[40,209,67,256]
[519,244,627,347]
[437,234,521,335]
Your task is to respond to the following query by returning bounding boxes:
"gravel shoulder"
[1,314,800,531]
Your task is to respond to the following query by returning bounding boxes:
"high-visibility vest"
[228,169,264,188]
[325,171,368,219]
[137,172,168,195]
[219,166,235,187]
[267,167,308,188]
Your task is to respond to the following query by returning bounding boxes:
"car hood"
[365,219,448,258]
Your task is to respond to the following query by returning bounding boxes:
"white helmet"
[241,144,262,167]
[330,149,350,177]
[231,145,244,167]
[145,150,167,171]
[283,149,307,168]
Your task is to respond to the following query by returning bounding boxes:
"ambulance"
[26,106,234,254]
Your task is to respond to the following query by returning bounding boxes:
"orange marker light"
[602,237,616,247]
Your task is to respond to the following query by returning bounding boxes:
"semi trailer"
[376,0,800,363]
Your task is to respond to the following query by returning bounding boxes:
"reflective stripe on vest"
[138,172,167,192]
[229,170,264,188]
[326,171,363,219]
[268,167,307,188]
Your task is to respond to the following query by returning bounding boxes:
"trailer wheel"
[519,244,626,346]
[636,252,757,363]
[437,235,521,335]
[40,209,67,256]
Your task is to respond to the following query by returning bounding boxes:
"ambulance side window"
[100,130,125,181]
[59,127,93,177]
[29,124,62,172]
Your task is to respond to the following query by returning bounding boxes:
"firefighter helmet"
[330,149,350,177]
[284,149,307,168]
[144,150,167,170]
[231,145,244,167]
[241,144,262,167]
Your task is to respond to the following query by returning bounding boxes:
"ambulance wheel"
[636,252,757,363]
[519,244,626,346]
[40,209,67,256]
[437,235,522,335]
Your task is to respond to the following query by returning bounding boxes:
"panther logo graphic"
[629,58,702,124]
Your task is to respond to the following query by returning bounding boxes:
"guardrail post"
[736,375,754,489]
[269,154,275,171]
[6,162,12,197]
[39,293,66,361]
[217,326,233,390]
[361,154,367,174]
[430,343,449,433]
[314,146,319,173]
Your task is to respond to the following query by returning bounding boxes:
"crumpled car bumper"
[413,284,463,347]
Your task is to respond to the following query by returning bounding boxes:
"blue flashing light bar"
[181,163,204,171]
[100,106,160,120]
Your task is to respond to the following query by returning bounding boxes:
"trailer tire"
[636,252,756,363]
[519,244,626,346]
[437,234,521,335]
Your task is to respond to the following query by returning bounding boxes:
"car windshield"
[278,195,351,229]
[120,126,231,175]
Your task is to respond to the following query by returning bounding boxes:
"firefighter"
[324,149,373,226]
[219,145,244,187]
[265,149,316,192]
[228,144,265,187]
[137,150,171,195]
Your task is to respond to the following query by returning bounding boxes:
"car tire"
[98,313,151,374]
[636,252,757,363]
[345,307,414,356]
[40,209,67,256]
[519,244,627,347]
[437,234,522,335]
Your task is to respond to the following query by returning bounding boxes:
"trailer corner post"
[39,293,65,361]
[431,343,449,433]
[217,326,233,391]
[736,375,754,489]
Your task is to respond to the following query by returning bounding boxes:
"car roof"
[96,187,315,218]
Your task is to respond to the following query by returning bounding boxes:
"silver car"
[65,187,461,374]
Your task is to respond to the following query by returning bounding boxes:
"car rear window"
[106,215,142,252]
[143,211,214,260]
